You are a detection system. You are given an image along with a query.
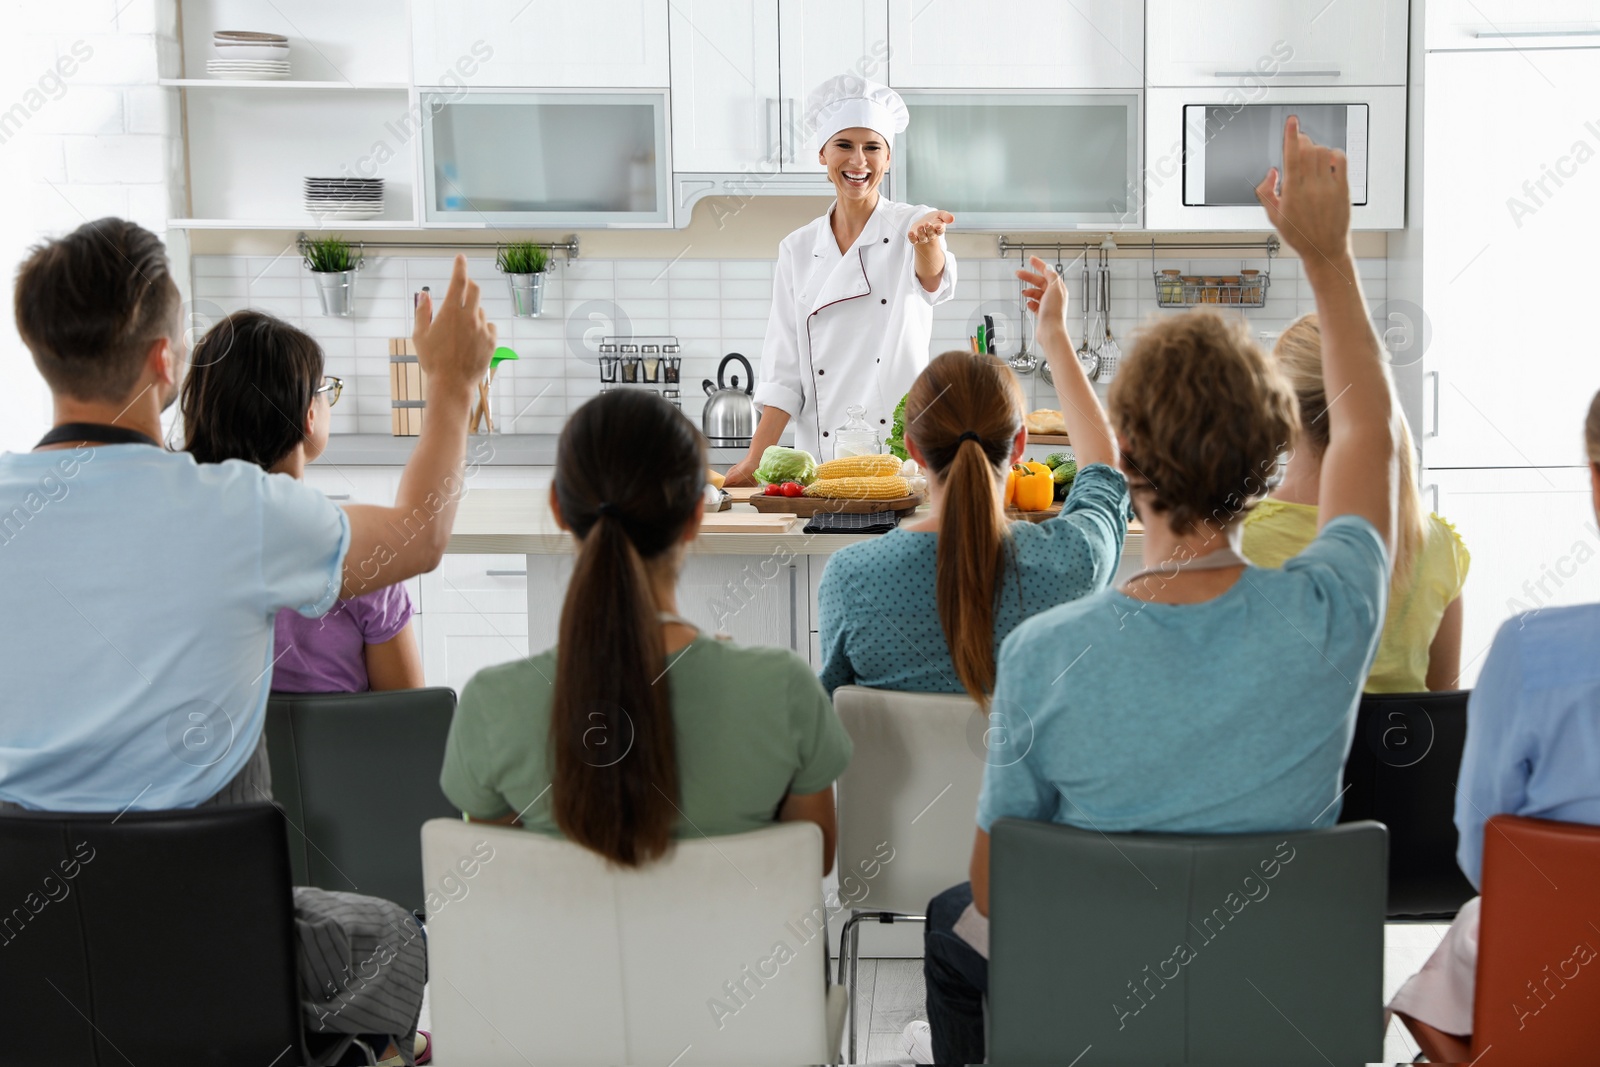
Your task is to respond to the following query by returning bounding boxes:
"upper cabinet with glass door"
[1147,0,1408,87]
[1427,0,1600,51]
[420,91,671,226]
[410,0,669,87]
[891,92,1140,229]
[887,0,1142,89]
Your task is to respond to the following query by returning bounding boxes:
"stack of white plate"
[304,177,385,219]
[208,30,290,79]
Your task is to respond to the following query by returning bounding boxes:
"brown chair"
[1473,814,1600,1062]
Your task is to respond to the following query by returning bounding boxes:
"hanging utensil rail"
[296,234,581,260]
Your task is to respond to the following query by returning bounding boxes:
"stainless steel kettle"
[701,352,755,448]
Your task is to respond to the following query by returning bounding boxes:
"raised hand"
[1255,114,1352,269]
[907,210,955,245]
[413,254,496,391]
[1016,256,1070,341]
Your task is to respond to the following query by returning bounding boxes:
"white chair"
[421,818,847,1066]
[832,685,990,1063]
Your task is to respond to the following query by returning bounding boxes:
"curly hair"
[1107,310,1298,536]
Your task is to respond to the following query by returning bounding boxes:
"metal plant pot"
[505,271,546,318]
[312,267,359,317]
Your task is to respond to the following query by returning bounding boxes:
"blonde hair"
[1107,311,1298,537]
[906,351,1024,707]
[1274,314,1426,584]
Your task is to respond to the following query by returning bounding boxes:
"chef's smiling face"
[820,127,888,201]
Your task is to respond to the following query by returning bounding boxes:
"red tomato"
[763,483,784,496]
[781,481,805,497]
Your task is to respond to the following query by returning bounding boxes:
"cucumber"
[1051,460,1077,486]
[1043,451,1072,470]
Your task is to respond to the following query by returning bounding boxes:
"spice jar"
[663,356,681,384]
[620,356,640,383]
[1240,269,1263,304]
[1181,276,1202,304]
[1202,277,1222,304]
[1220,276,1241,305]
[1159,269,1183,303]
[599,355,619,383]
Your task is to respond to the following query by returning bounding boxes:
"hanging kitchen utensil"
[1005,247,1037,375]
[1098,250,1121,382]
[1078,257,1100,382]
[1040,258,1068,386]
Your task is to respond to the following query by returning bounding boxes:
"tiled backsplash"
[189,252,1387,438]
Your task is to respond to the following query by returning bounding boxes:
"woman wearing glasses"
[182,310,424,693]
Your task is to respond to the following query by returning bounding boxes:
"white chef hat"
[806,75,909,153]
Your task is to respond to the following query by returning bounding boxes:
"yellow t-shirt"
[1241,501,1470,693]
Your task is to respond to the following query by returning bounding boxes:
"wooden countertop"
[446,488,1146,559]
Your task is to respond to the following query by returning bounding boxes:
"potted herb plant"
[300,235,363,318]
[496,241,550,318]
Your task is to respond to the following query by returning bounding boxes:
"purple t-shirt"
[270,582,415,693]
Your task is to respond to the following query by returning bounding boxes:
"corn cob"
[814,453,903,480]
[804,475,910,499]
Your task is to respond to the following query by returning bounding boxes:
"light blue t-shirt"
[977,515,1389,836]
[816,464,1130,695]
[0,444,348,811]
[1456,603,1600,888]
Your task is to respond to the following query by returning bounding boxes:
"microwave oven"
[1146,86,1405,230]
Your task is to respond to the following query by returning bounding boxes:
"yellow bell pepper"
[1024,460,1052,480]
[1011,463,1053,512]
[1004,466,1019,508]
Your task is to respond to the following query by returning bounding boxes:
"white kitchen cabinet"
[1427,1,1600,51]
[778,0,891,173]
[887,0,1141,89]
[669,0,781,173]
[1426,467,1600,689]
[1146,0,1407,87]
[410,0,670,87]
[1423,49,1600,468]
[525,553,801,654]
[420,554,531,692]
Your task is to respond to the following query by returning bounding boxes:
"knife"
[984,315,996,354]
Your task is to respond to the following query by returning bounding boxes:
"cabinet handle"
[1475,29,1600,38]
[766,97,780,162]
[486,569,527,577]
[1425,370,1440,440]
[788,563,798,653]
[324,494,351,501]
[1426,484,1439,515]
[784,98,796,164]
[1212,69,1342,78]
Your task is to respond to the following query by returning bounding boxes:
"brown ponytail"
[907,351,1026,706]
[550,390,706,866]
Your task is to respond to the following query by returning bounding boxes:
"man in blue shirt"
[0,218,496,1060]
[1391,394,1600,1061]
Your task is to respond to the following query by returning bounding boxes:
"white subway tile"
[65,35,159,85]
[668,260,719,280]
[718,261,772,280]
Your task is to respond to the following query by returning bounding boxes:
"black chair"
[0,804,305,1066]
[266,687,459,914]
[988,818,1388,1066]
[1338,688,1476,919]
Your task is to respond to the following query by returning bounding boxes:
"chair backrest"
[989,818,1388,1066]
[833,685,989,916]
[0,804,302,1066]
[1338,688,1476,919]
[1473,814,1600,1058]
[422,818,833,1066]
[266,686,459,912]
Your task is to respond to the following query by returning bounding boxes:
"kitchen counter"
[319,434,764,468]
[446,488,1147,560]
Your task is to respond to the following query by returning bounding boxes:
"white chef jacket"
[754,196,957,461]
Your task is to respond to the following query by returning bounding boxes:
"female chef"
[723,76,957,484]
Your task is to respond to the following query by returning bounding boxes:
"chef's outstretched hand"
[907,210,954,245]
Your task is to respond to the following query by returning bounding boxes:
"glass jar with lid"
[833,404,882,458]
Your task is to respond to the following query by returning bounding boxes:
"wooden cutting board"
[722,485,765,502]
[700,511,798,533]
[747,493,925,517]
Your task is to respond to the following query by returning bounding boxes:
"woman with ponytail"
[1242,313,1470,691]
[816,256,1128,706]
[440,390,850,870]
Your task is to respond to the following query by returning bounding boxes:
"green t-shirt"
[440,634,853,838]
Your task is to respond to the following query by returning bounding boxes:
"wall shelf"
[159,79,411,91]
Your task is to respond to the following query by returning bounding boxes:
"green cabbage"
[886,393,910,461]
[753,445,817,486]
